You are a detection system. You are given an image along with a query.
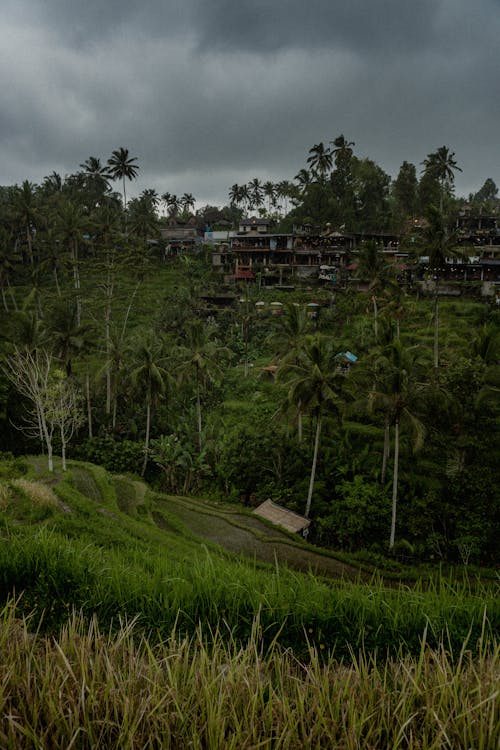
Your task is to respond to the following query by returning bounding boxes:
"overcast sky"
[1,0,499,208]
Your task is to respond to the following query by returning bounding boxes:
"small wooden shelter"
[253,499,311,534]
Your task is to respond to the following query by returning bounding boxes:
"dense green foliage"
[0,145,499,567]
[0,460,497,658]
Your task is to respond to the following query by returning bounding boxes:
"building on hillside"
[160,218,200,256]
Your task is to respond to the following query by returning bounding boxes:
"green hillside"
[0,455,497,660]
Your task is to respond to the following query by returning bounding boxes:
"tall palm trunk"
[71,240,81,325]
[389,417,400,549]
[196,368,202,453]
[105,267,113,415]
[372,294,378,341]
[85,364,93,438]
[141,387,151,476]
[433,287,439,368]
[305,411,321,519]
[381,415,390,484]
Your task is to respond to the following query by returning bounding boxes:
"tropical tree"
[228,184,243,209]
[418,206,462,367]
[10,181,40,265]
[392,161,418,220]
[368,341,427,548]
[421,146,462,212]
[47,300,87,376]
[79,156,111,205]
[107,147,139,211]
[263,181,277,212]
[163,193,181,218]
[271,303,311,443]
[130,336,170,475]
[176,320,227,453]
[278,335,345,518]
[0,228,19,311]
[181,193,196,214]
[306,142,333,180]
[294,169,313,193]
[56,200,88,325]
[355,240,396,342]
[247,178,264,210]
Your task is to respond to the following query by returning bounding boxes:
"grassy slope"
[0,456,498,659]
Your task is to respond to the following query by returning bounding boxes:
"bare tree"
[3,348,82,472]
[3,348,55,471]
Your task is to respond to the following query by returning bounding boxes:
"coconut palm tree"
[181,193,196,214]
[79,156,112,201]
[0,228,19,311]
[228,184,243,208]
[107,147,139,211]
[355,240,396,342]
[306,142,333,180]
[247,178,264,211]
[418,206,462,367]
[263,181,277,213]
[279,335,345,518]
[131,336,171,475]
[421,146,462,212]
[271,303,312,443]
[164,193,181,218]
[10,181,40,265]
[56,200,88,325]
[294,168,313,193]
[368,341,427,548]
[176,320,228,453]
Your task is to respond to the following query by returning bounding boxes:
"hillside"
[0,455,497,659]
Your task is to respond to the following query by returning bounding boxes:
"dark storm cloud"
[1,0,499,204]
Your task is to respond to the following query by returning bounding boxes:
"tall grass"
[0,600,497,749]
[0,527,497,658]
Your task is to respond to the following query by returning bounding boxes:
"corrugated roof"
[253,499,310,533]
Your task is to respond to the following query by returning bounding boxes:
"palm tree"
[56,200,88,325]
[368,341,427,548]
[278,335,344,518]
[276,180,294,216]
[177,320,227,453]
[294,169,313,193]
[0,228,19,311]
[10,181,40,265]
[248,179,264,211]
[131,336,170,475]
[306,142,333,180]
[79,156,112,201]
[140,188,160,210]
[271,304,311,443]
[263,181,277,213]
[228,184,243,208]
[107,147,139,211]
[419,206,461,367]
[181,193,195,214]
[355,240,396,342]
[421,146,462,212]
[164,193,181,218]
[42,171,64,196]
[331,134,355,161]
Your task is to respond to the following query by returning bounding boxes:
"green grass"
[0,457,497,660]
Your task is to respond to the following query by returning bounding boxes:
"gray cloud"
[0,0,499,206]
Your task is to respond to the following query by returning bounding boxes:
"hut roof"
[253,499,310,534]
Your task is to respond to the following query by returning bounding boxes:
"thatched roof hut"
[253,499,310,534]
